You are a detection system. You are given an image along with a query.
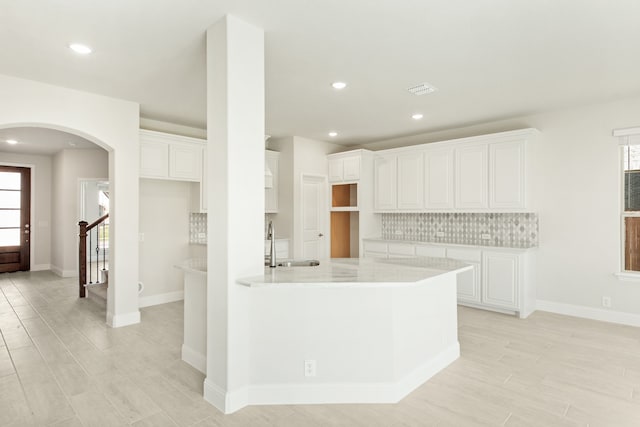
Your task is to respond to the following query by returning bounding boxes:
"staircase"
[78,214,109,299]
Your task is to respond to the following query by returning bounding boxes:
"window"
[616,128,640,273]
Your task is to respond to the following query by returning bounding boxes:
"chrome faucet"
[268,220,276,268]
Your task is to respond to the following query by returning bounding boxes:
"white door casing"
[301,174,327,260]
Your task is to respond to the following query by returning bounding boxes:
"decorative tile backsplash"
[189,213,207,244]
[381,213,538,248]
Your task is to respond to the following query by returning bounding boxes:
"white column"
[204,15,264,414]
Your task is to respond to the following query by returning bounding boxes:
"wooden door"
[0,166,30,273]
[625,217,640,271]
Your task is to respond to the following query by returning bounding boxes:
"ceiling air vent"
[407,82,437,96]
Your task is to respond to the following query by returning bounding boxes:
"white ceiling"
[0,127,98,155]
[1,0,640,145]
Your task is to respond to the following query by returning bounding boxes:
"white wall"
[0,151,52,270]
[138,179,191,306]
[51,149,108,276]
[362,96,640,319]
[0,74,141,327]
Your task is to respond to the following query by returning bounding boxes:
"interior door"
[301,175,326,259]
[0,166,30,273]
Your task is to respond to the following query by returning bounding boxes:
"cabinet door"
[455,144,488,209]
[490,140,525,209]
[424,148,454,210]
[482,252,519,310]
[343,156,361,181]
[456,262,481,304]
[140,140,169,178]
[415,245,446,258]
[397,152,424,210]
[265,152,279,213]
[374,155,397,211]
[170,143,202,181]
[328,158,344,182]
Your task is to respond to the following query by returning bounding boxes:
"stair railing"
[78,213,109,297]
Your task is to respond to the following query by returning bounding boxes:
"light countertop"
[237,257,470,288]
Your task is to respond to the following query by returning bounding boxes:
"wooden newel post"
[78,221,88,297]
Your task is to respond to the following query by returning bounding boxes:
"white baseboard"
[30,264,51,272]
[536,300,640,328]
[50,265,77,278]
[181,344,206,374]
[204,379,249,414]
[107,310,141,328]
[138,290,184,308]
[202,342,460,414]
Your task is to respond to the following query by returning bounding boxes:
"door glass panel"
[0,191,20,209]
[0,228,19,246]
[0,172,20,190]
[0,210,20,227]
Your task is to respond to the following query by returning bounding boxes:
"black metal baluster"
[89,230,92,284]
[95,227,100,282]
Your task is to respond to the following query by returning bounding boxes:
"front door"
[0,166,30,272]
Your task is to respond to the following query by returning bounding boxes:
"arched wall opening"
[0,74,141,327]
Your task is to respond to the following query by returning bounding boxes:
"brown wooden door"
[0,166,30,273]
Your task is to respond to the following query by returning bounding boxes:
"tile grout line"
[3,275,88,426]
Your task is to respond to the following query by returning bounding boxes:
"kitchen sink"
[264,259,320,267]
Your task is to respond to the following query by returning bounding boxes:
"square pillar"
[204,15,264,414]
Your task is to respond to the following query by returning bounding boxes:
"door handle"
[318,233,324,237]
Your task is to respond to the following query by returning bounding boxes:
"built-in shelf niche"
[331,183,360,258]
[332,183,358,210]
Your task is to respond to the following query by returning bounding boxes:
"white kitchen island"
[237,257,470,406]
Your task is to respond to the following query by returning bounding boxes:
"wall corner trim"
[203,378,249,414]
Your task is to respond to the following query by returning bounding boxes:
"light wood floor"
[1,271,640,426]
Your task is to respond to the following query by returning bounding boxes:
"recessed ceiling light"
[412,113,424,120]
[6,139,18,145]
[331,82,347,90]
[328,132,338,137]
[69,43,92,55]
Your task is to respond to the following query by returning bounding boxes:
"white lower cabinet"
[447,248,482,305]
[482,251,519,310]
[362,239,535,318]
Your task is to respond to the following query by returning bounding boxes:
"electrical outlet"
[139,233,144,242]
[481,233,491,240]
[602,296,612,308]
[198,232,206,239]
[394,230,403,236]
[304,359,317,377]
[436,231,445,237]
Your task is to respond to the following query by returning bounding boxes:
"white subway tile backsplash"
[381,212,538,248]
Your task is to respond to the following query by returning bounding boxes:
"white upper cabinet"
[140,139,169,178]
[374,154,397,211]
[397,152,424,210]
[372,129,536,213]
[265,150,280,213]
[455,144,488,209]
[328,153,361,183]
[424,147,454,210]
[139,130,205,182]
[169,143,202,181]
[489,140,525,209]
